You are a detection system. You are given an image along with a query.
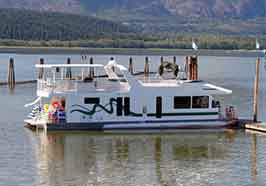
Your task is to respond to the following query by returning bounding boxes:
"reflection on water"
[250,134,258,186]
[34,131,239,186]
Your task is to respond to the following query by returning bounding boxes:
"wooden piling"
[89,57,94,79]
[128,57,134,75]
[253,58,260,122]
[189,56,198,80]
[160,56,164,64]
[144,57,149,77]
[8,58,15,88]
[66,57,72,79]
[173,56,177,64]
[185,56,189,79]
[38,58,44,79]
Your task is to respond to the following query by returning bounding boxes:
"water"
[0,54,266,185]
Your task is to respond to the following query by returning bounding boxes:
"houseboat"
[24,57,237,131]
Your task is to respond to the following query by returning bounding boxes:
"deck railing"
[37,79,78,93]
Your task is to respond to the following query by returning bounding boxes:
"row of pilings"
[0,56,199,89]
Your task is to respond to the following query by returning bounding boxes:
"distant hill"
[0,0,265,19]
[0,8,132,41]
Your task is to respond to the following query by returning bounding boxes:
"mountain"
[0,0,265,19]
[162,0,266,18]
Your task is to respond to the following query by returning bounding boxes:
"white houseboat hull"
[25,119,237,131]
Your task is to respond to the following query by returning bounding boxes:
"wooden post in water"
[189,56,198,80]
[66,57,72,79]
[89,57,94,80]
[173,56,176,64]
[38,58,44,79]
[160,56,164,64]
[8,58,15,88]
[186,56,189,79]
[128,57,134,75]
[253,58,260,122]
[144,57,149,77]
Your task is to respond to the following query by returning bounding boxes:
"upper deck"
[35,63,232,97]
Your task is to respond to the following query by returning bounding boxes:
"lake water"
[1,53,266,185]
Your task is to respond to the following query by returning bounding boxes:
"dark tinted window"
[174,97,191,109]
[84,97,100,104]
[192,96,209,108]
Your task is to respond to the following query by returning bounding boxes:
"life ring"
[158,62,179,77]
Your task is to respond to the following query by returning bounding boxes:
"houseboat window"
[192,96,209,108]
[84,97,100,104]
[124,97,130,116]
[212,100,220,108]
[174,96,191,109]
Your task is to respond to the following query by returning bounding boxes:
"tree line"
[0,8,265,50]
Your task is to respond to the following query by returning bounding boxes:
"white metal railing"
[37,79,78,93]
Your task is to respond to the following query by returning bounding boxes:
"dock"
[245,123,266,132]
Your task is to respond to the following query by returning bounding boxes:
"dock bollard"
[8,58,15,89]
[128,57,134,75]
[144,57,149,77]
[38,58,44,79]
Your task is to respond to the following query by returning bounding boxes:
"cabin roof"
[139,79,232,95]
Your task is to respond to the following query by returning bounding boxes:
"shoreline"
[0,46,264,57]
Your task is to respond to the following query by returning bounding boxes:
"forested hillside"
[0,8,131,41]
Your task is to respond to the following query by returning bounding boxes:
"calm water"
[1,54,266,185]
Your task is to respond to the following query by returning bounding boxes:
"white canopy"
[35,64,104,68]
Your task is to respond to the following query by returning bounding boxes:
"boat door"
[156,97,162,118]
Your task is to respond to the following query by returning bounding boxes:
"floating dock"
[245,123,266,132]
